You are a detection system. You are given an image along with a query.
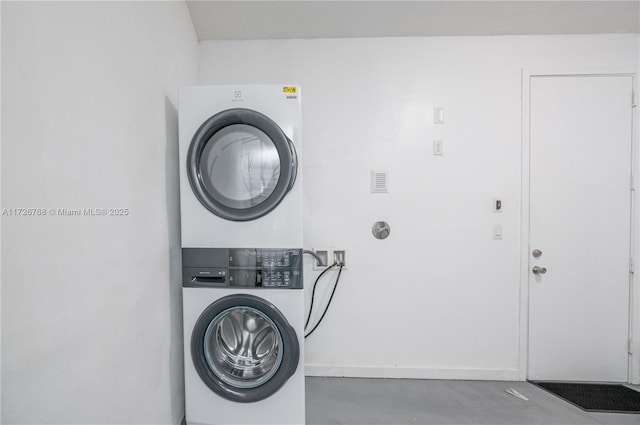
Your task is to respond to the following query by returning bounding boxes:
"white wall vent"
[371,170,389,193]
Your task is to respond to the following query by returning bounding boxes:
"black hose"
[305,263,343,339]
[305,262,336,330]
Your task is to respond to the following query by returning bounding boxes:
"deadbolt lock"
[532,249,543,258]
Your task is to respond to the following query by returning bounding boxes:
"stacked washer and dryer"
[179,85,305,425]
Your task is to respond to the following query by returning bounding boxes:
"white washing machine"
[178,85,302,248]
[182,248,305,425]
[179,86,305,425]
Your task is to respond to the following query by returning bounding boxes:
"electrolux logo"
[233,90,243,102]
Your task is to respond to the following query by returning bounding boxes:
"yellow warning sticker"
[283,86,297,94]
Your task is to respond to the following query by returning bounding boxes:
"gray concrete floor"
[305,377,640,424]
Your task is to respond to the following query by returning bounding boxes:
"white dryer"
[182,248,305,425]
[178,85,302,248]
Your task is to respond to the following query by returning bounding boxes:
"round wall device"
[372,221,391,240]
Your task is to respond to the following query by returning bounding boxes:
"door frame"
[519,68,639,384]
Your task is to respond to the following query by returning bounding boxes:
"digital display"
[227,248,302,288]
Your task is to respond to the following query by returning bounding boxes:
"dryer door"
[191,294,300,403]
[187,108,298,221]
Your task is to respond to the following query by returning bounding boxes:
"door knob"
[532,266,547,275]
[532,249,543,258]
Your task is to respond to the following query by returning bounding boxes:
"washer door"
[187,108,298,221]
[191,294,300,403]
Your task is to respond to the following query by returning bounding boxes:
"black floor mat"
[531,381,640,413]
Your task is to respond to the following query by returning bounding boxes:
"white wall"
[199,34,639,380]
[1,2,197,424]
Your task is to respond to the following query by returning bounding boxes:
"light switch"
[433,107,444,124]
[493,224,503,240]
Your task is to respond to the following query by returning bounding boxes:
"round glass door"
[204,306,283,389]
[191,294,299,403]
[187,109,297,221]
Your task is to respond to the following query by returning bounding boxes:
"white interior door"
[528,74,634,382]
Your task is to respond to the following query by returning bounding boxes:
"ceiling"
[186,0,640,41]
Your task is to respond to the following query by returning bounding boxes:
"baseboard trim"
[305,364,521,381]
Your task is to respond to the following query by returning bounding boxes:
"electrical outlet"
[433,139,443,156]
[332,249,346,267]
[312,249,329,270]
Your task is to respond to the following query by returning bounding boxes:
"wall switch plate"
[493,225,503,240]
[433,139,443,156]
[433,107,444,124]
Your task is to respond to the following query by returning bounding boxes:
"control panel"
[182,248,302,289]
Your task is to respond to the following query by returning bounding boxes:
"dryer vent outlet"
[332,250,346,267]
